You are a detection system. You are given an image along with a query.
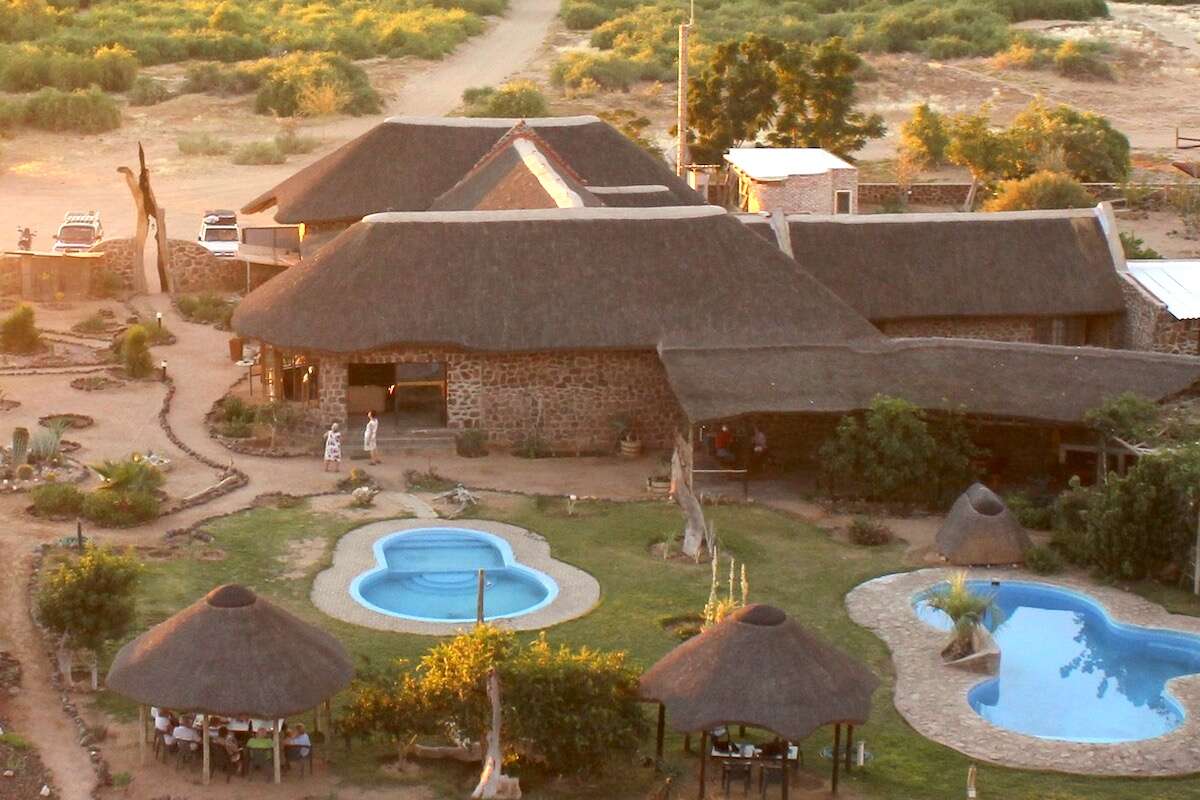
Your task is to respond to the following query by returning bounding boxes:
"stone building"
[1122,260,1200,355]
[741,207,1128,347]
[724,148,858,215]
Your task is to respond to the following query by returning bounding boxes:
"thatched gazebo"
[936,483,1032,566]
[106,584,354,784]
[640,604,879,797]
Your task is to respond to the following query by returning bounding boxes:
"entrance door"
[391,362,447,430]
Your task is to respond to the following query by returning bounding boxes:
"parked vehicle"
[198,210,239,258]
[16,226,35,251]
[52,212,103,253]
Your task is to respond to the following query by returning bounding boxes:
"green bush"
[127,75,172,106]
[1120,231,1161,260]
[231,140,286,165]
[1,304,40,353]
[847,516,894,546]
[81,489,159,526]
[177,132,232,156]
[377,7,485,59]
[1052,39,1114,80]
[176,293,235,327]
[182,61,262,95]
[92,44,137,91]
[31,483,84,517]
[562,0,611,29]
[93,457,165,494]
[220,418,253,438]
[463,80,548,117]
[550,51,639,90]
[274,126,320,155]
[120,324,153,378]
[985,171,1094,212]
[455,428,488,458]
[900,102,949,166]
[1004,491,1054,530]
[219,395,255,425]
[1024,544,1063,575]
[22,86,120,133]
[0,97,23,133]
[253,53,380,117]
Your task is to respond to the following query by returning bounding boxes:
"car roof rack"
[62,211,100,226]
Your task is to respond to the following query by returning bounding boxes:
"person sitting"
[714,425,736,465]
[246,728,274,750]
[172,717,201,751]
[284,723,312,758]
[759,738,787,758]
[216,726,242,766]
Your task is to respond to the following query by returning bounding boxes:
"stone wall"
[1120,273,1199,355]
[859,183,973,207]
[88,238,240,293]
[877,315,1040,342]
[310,347,686,450]
[743,168,858,215]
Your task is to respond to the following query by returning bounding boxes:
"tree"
[687,35,782,163]
[984,170,1094,211]
[36,545,142,689]
[945,108,1015,211]
[598,109,661,156]
[1083,392,1160,484]
[1120,231,1160,260]
[1009,99,1130,182]
[924,572,999,660]
[900,102,949,167]
[768,37,885,157]
[256,401,301,448]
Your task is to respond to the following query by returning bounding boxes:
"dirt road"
[0,0,561,247]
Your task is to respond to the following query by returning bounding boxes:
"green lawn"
[92,496,1200,800]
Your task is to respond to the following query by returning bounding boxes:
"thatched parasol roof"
[936,483,1032,565]
[106,585,354,718]
[1173,162,1200,180]
[659,338,1200,425]
[639,604,878,742]
[741,209,1125,322]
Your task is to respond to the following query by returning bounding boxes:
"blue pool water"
[350,528,558,623]
[914,580,1200,742]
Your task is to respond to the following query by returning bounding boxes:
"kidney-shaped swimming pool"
[914,580,1200,742]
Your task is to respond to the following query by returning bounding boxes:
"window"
[835,190,852,214]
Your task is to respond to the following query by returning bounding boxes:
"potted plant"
[610,412,641,458]
[924,572,1000,662]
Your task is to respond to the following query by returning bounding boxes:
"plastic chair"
[283,744,313,777]
[208,744,241,783]
[721,761,752,797]
[175,742,200,771]
[759,763,785,799]
[247,747,274,781]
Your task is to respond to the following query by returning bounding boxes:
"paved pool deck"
[846,567,1200,776]
[311,518,600,635]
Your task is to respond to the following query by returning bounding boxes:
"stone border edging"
[312,518,601,635]
[846,568,1200,776]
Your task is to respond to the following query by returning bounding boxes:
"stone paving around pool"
[312,518,601,635]
[846,568,1200,777]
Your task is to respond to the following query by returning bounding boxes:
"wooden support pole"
[781,740,789,800]
[476,568,486,625]
[844,725,854,772]
[273,720,282,784]
[683,733,691,754]
[655,704,665,761]
[138,705,147,766]
[697,731,707,800]
[202,716,211,786]
[831,724,841,795]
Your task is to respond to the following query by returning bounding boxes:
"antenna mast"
[675,0,693,177]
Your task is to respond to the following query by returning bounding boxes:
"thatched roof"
[659,338,1200,425]
[106,585,353,718]
[639,604,878,741]
[430,124,601,211]
[737,209,1126,321]
[232,207,880,353]
[242,116,702,223]
[1174,162,1200,180]
[936,483,1032,565]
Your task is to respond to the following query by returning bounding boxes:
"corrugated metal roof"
[1129,260,1200,320]
[724,148,854,181]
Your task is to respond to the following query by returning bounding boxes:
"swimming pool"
[350,527,559,623]
[914,580,1200,742]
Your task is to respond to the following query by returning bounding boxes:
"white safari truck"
[198,210,239,258]
[52,211,103,254]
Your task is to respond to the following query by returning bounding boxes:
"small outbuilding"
[936,483,1032,565]
[724,148,858,215]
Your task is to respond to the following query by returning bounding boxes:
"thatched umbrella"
[107,584,354,784]
[936,483,1032,566]
[640,604,878,797]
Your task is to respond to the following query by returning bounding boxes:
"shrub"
[31,483,84,517]
[1120,231,1161,260]
[120,324,152,378]
[1168,184,1200,239]
[376,7,485,59]
[73,312,108,334]
[82,488,159,526]
[455,428,488,458]
[274,126,320,155]
[92,44,137,91]
[562,0,611,29]
[984,170,1094,211]
[182,61,262,95]
[221,419,252,438]
[1,304,40,353]
[1024,544,1063,575]
[403,468,455,492]
[899,102,949,166]
[93,457,164,494]
[1009,100,1130,183]
[847,516,894,546]
[1053,39,1114,81]
[29,420,66,463]
[922,572,999,659]
[253,53,380,117]
[231,140,286,165]
[463,80,548,117]
[22,86,120,133]
[219,395,254,424]
[127,75,171,106]
[1004,491,1053,530]
[176,292,235,326]
[550,52,639,91]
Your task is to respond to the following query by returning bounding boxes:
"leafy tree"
[945,108,1015,211]
[36,545,142,689]
[1083,392,1161,445]
[899,102,949,167]
[984,170,1093,211]
[255,401,301,448]
[1009,99,1130,182]
[463,80,549,118]
[1119,231,1160,260]
[769,37,885,156]
[820,395,981,508]
[687,35,782,163]
[120,324,152,378]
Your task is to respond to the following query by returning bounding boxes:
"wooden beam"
[138,706,146,766]
[831,724,841,795]
[202,716,211,786]
[696,731,707,800]
[844,724,854,772]
[273,720,282,784]
[781,740,789,800]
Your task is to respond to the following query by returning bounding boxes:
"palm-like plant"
[925,572,999,659]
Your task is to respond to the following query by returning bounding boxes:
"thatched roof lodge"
[233,115,1200,472]
[936,483,1033,565]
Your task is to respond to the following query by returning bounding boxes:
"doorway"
[347,362,447,431]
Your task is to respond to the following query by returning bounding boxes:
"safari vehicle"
[52,211,103,253]
[198,210,239,258]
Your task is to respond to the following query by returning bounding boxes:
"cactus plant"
[12,427,29,466]
[15,463,34,481]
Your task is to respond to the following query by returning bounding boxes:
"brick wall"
[309,347,686,450]
[1121,274,1199,355]
[744,168,858,215]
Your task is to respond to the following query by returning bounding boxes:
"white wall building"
[724,148,858,215]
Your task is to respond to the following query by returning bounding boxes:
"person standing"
[323,422,342,472]
[364,410,380,465]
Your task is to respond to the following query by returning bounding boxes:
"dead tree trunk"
[117,167,150,295]
[672,445,708,561]
[471,669,521,800]
[119,143,171,294]
[152,206,171,293]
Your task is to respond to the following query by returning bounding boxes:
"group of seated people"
[708,424,770,473]
[153,707,312,770]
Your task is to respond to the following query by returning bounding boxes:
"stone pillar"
[319,357,349,428]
